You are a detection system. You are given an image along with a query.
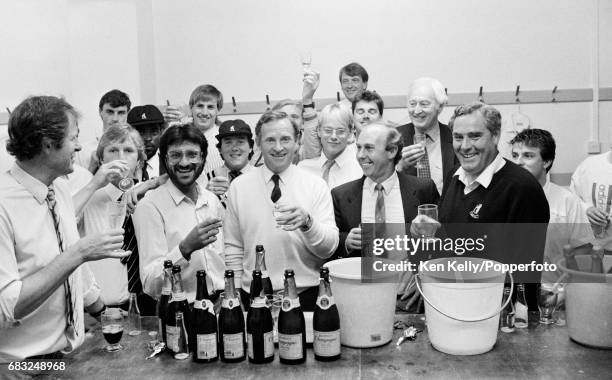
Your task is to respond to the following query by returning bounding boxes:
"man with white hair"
[397,77,457,195]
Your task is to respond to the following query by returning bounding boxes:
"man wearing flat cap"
[127,105,165,181]
[205,119,255,201]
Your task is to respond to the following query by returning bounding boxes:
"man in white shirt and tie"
[298,103,362,189]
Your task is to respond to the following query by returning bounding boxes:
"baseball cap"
[216,119,253,141]
[127,105,164,127]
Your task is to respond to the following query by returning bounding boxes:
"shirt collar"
[262,164,294,184]
[223,163,253,175]
[364,171,399,195]
[166,179,207,208]
[455,153,506,189]
[9,162,49,204]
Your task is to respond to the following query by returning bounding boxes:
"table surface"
[3,312,610,380]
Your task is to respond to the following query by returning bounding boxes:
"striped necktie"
[416,133,431,179]
[46,187,77,335]
[117,190,143,294]
[374,183,386,239]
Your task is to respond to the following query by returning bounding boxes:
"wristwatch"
[300,213,313,231]
[303,102,315,109]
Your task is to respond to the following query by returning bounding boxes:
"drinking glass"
[537,283,558,325]
[101,308,124,352]
[417,204,438,239]
[108,200,125,230]
[270,290,284,341]
[299,52,312,71]
[414,134,427,169]
[272,201,290,229]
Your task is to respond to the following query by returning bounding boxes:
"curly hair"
[510,128,556,173]
[6,96,80,161]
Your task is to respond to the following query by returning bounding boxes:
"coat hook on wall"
[515,85,520,103]
[478,86,484,103]
[336,91,341,102]
[552,86,558,102]
[265,95,271,110]
[232,96,237,113]
[444,88,448,96]
[5,107,10,115]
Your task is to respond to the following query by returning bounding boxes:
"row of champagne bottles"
[564,244,611,273]
[157,258,341,364]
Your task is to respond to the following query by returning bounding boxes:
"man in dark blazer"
[397,77,457,195]
[331,122,439,259]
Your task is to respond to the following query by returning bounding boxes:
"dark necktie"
[416,134,431,179]
[374,183,386,239]
[142,161,150,181]
[46,187,77,335]
[271,174,281,203]
[117,185,143,294]
[229,170,242,182]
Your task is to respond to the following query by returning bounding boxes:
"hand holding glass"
[299,51,312,71]
[414,134,427,169]
[417,204,438,239]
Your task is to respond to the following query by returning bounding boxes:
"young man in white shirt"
[133,123,224,303]
[511,128,593,282]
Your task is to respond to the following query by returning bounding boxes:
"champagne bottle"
[174,311,191,360]
[500,286,515,333]
[157,260,173,347]
[247,270,274,364]
[166,265,191,354]
[255,245,273,298]
[591,244,604,273]
[514,284,528,328]
[563,245,579,271]
[278,269,306,364]
[193,270,218,363]
[313,267,341,361]
[219,270,246,363]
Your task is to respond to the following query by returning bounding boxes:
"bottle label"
[171,292,187,302]
[315,295,335,310]
[250,297,270,309]
[278,333,304,360]
[247,332,274,359]
[221,297,241,310]
[166,325,179,352]
[281,297,301,312]
[194,299,216,316]
[196,333,217,359]
[314,330,341,357]
[223,332,244,359]
[261,270,269,278]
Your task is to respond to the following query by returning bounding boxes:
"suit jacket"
[331,172,439,259]
[396,122,458,189]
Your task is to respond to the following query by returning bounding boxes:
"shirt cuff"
[0,280,22,329]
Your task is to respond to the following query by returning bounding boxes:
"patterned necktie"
[374,183,386,239]
[46,187,77,335]
[322,159,335,184]
[229,170,242,182]
[416,134,431,179]
[271,174,281,203]
[120,214,143,294]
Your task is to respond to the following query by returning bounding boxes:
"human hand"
[163,104,184,124]
[345,227,362,252]
[410,214,441,238]
[71,230,129,262]
[398,144,426,171]
[180,217,223,255]
[92,160,130,189]
[398,271,423,312]
[206,176,230,196]
[302,69,320,104]
[586,206,610,227]
[274,204,310,231]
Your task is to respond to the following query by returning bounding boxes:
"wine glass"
[272,201,290,229]
[414,134,427,169]
[417,204,438,239]
[299,51,312,72]
[118,176,135,192]
[108,200,126,253]
[101,308,124,352]
[537,282,558,325]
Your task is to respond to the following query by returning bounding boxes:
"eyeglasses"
[166,151,203,164]
[321,128,348,138]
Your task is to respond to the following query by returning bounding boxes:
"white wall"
[0,0,610,178]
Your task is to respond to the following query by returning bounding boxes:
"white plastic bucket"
[325,257,398,348]
[557,255,612,349]
[415,257,512,355]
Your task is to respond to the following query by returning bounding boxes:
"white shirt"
[224,165,339,293]
[361,172,406,224]
[82,183,130,305]
[422,125,444,195]
[0,163,100,361]
[542,180,594,282]
[298,144,362,189]
[455,153,506,195]
[133,180,225,302]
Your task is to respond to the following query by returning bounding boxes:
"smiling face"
[190,99,219,132]
[356,125,396,183]
[452,113,499,179]
[340,73,367,102]
[99,104,128,131]
[319,122,350,161]
[258,119,298,174]
[511,142,550,184]
[220,135,251,171]
[407,84,442,133]
[165,141,204,190]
